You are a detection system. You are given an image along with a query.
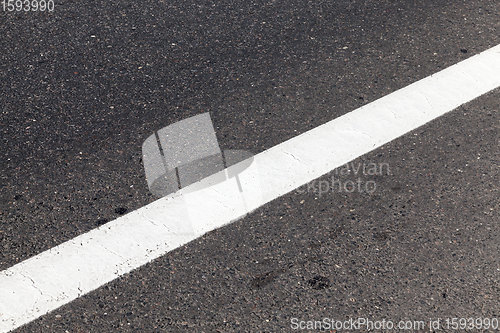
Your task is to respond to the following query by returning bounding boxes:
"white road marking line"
[1,44,499,332]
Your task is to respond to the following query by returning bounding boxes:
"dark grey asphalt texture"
[1,0,499,331]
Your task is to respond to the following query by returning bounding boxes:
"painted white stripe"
[1,44,499,332]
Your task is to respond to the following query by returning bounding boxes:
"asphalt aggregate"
[1,0,499,331]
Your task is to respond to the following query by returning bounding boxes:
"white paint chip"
[1,44,499,332]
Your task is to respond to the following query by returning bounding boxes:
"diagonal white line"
[1,44,499,332]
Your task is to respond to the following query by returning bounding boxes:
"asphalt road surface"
[1,0,499,331]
